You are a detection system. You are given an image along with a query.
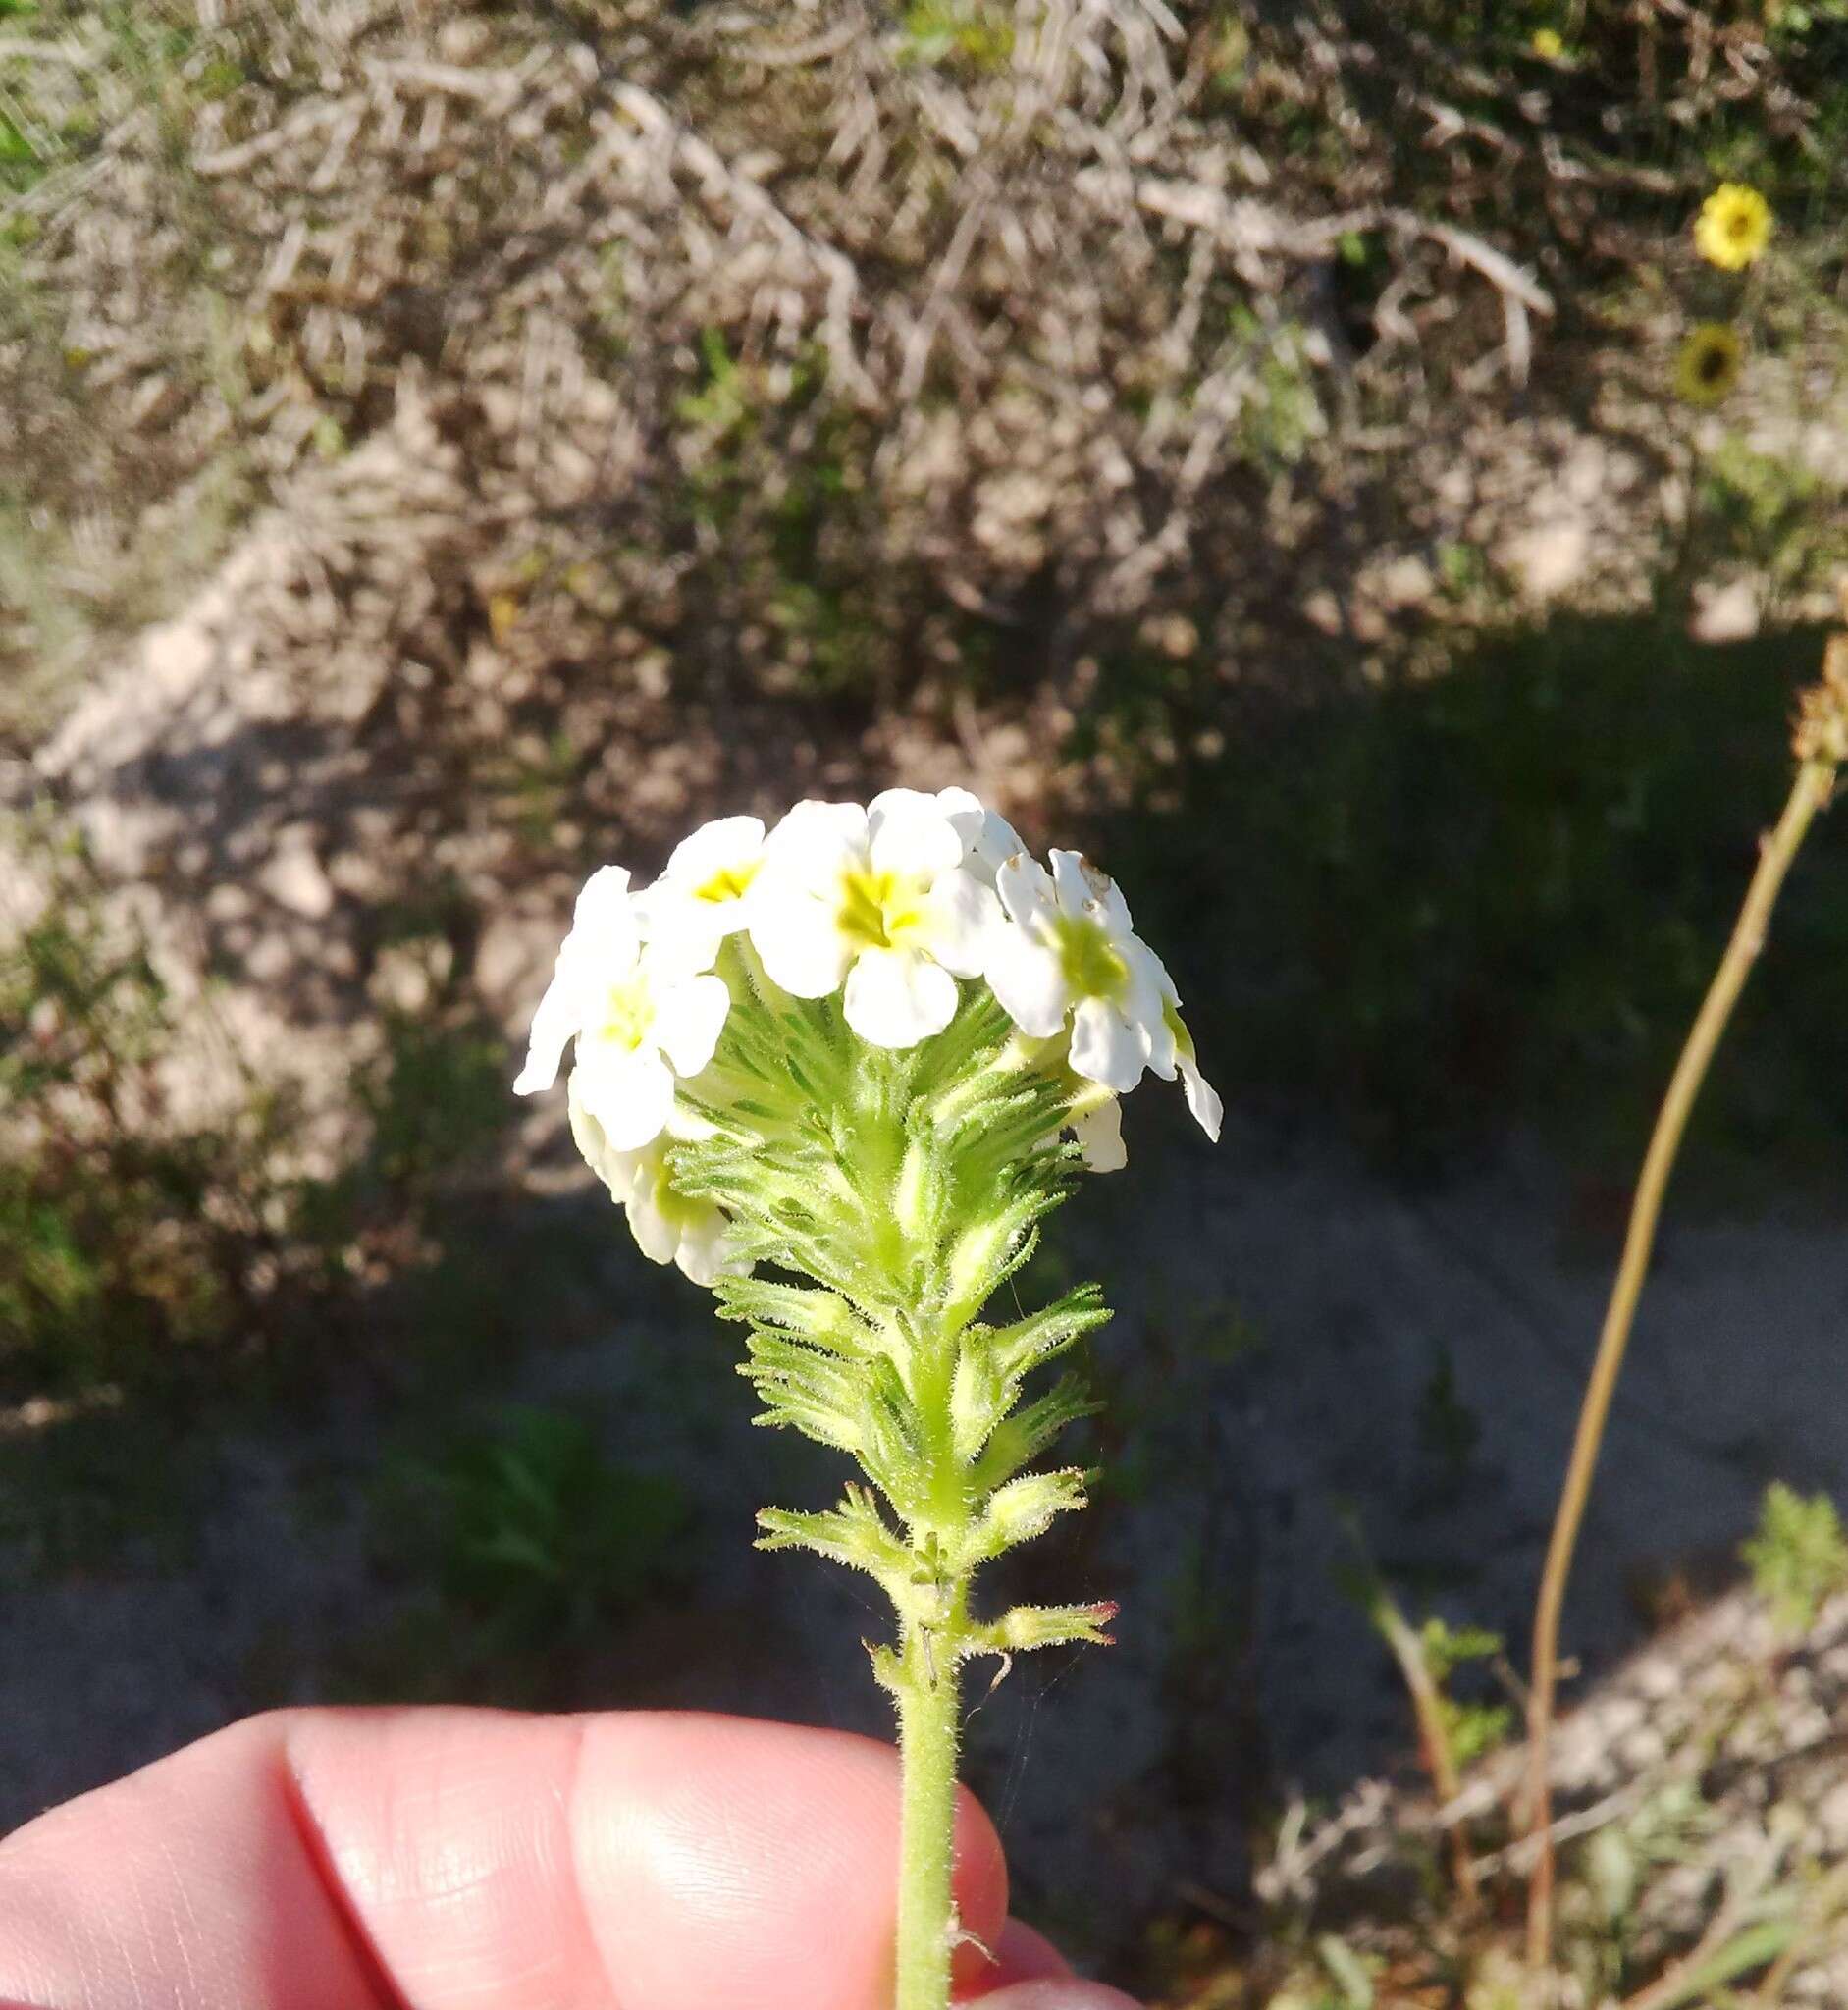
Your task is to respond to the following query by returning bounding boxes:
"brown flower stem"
[1524,750,1836,1975]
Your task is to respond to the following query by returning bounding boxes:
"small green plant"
[1344,1536,1510,1902]
[898,2,1016,71]
[1565,1780,1722,1999]
[1418,1618,1514,1769]
[513,788,1220,2010]
[1227,311,1326,471]
[1742,1482,1848,1636]
[371,1406,692,1645]
[1693,440,1846,600]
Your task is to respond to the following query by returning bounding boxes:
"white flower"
[748,790,1000,1049]
[1068,1093,1127,1173]
[636,814,767,974]
[987,850,1167,1093]
[569,1079,740,1287]
[514,863,731,1151]
[1146,956,1223,1143]
[934,786,1027,888]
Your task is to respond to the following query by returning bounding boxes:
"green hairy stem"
[894,1628,964,2010]
[676,944,1116,2010]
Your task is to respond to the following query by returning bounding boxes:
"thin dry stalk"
[1524,625,1848,1974]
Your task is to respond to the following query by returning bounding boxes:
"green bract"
[678,942,1114,1662]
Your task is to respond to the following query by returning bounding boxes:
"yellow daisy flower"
[1530,27,1565,59]
[1693,184,1772,271]
[1674,323,1745,407]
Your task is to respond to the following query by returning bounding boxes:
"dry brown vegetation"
[6,0,1845,751]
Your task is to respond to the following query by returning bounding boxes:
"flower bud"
[992,1602,1120,1652]
[976,1469,1089,1556]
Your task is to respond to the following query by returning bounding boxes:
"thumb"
[978,1986,1143,2009]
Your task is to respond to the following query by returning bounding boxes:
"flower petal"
[1069,995,1149,1093]
[1071,1095,1127,1173]
[1180,1056,1224,1142]
[636,891,727,977]
[868,789,964,880]
[513,964,584,1095]
[763,799,868,879]
[1117,938,1168,1044]
[750,890,854,998]
[625,1175,681,1266]
[655,972,732,1078]
[664,814,766,885]
[1048,848,1135,938]
[936,788,1026,888]
[986,927,1069,1039]
[934,784,983,836]
[1139,950,1181,1080]
[575,1043,677,1152]
[515,867,641,1094]
[1048,848,1094,921]
[920,867,1001,979]
[1087,870,1137,940]
[995,852,1058,934]
[566,1073,646,1199]
[673,1206,738,1287]
[572,863,637,940]
[844,946,959,1049]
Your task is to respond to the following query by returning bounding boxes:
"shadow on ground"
[6,611,1848,1986]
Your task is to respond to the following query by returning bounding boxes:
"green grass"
[1120,614,1848,1183]
[309,1402,696,1709]
[367,1403,693,1638]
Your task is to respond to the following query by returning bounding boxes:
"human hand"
[0,1707,1141,2009]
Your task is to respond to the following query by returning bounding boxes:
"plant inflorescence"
[514,784,1218,2010]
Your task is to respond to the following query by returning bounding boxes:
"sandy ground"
[3,1115,1842,1953]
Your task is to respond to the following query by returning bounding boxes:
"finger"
[290,1707,1011,2010]
[0,1711,393,2010]
[965,1919,1072,1991]
[0,1706,1013,2010]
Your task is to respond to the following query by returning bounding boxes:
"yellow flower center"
[837,868,929,952]
[597,976,656,1050]
[1054,914,1129,1001]
[643,1163,705,1231]
[693,860,760,905]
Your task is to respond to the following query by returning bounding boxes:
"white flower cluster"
[514,787,1221,1279]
